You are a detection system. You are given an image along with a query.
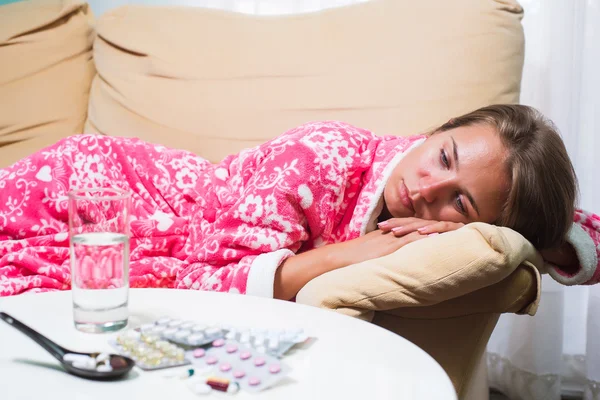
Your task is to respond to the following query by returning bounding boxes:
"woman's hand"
[332,229,429,268]
[377,217,464,237]
[274,229,429,300]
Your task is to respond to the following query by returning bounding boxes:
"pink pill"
[205,356,218,365]
[193,349,205,358]
[248,377,261,386]
[253,357,266,367]
[269,364,281,374]
[233,370,246,379]
[239,351,252,360]
[219,363,232,372]
[226,345,238,353]
[212,339,225,347]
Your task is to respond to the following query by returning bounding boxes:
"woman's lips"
[399,180,415,213]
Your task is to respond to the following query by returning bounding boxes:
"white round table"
[0,289,457,400]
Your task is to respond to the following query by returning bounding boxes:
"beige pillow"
[0,0,95,168]
[87,0,524,162]
[296,223,543,321]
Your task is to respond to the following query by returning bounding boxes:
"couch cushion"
[296,223,542,320]
[0,0,95,168]
[86,0,524,162]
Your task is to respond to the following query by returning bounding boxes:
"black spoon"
[0,312,135,380]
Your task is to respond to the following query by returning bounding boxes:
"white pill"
[253,335,266,347]
[73,359,95,370]
[187,333,206,345]
[96,364,113,373]
[163,328,178,338]
[140,323,155,332]
[174,329,192,340]
[156,317,171,325]
[63,353,92,363]
[180,321,195,330]
[125,330,141,340]
[268,337,280,350]
[204,327,221,336]
[192,324,207,333]
[168,320,183,328]
[227,383,240,394]
[239,331,251,344]
[151,325,167,335]
[225,329,237,340]
[95,353,110,363]
[193,383,212,395]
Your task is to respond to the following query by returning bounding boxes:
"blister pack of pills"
[187,339,291,393]
[139,317,310,358]
[224,327,309,358]
[139,317,226,348]
[110,330,190,370]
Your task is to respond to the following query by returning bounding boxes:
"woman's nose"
[419,175,456,203]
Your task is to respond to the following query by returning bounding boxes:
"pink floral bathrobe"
[1,122,599,297]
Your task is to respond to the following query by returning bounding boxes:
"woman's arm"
[274,230,428,300]
[542,208,600,285]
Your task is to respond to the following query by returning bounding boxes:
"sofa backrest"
[85,0,525,162]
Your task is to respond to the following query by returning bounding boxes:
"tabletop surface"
[0,289,457,400]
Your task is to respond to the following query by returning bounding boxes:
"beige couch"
[0,0,540,398]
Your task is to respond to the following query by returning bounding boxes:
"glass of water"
[68,188,131,333]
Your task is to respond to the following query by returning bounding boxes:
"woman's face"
[383,124,510,224]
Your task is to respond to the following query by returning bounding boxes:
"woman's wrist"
[273,243,348,301]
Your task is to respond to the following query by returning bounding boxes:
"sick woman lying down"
[1,104,599,299]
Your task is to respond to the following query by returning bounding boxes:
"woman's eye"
[455,193,466,214]
[440,149,450,168]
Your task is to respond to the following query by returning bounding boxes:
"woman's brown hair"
[432,104,577,249]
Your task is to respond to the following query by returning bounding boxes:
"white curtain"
[487,0,600,399]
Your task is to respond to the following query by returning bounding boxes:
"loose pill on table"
[269,364,281,374]
[212,338,225,347]
[239,351,252,360]
[248,377,261,386]
[253,357,266,367]
[193,348,206,358]
[205,356,218,365]
[193,383,212,395]
[225,345,238,354]
[232,370,246,379]
[219,363,232,372]
[227,383,240,394]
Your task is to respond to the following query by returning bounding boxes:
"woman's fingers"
[416,221,464,235]
[391,220,438,237]
[377,217,423,232]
